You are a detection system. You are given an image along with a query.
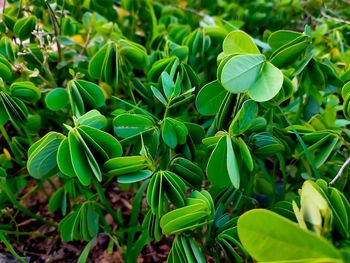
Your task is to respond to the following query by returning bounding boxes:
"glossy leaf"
[45,88,69,111]
[27,132,65,179]
[220,54,265,93]
[195,80,227,116]
[247,62,284,102]
[238,209,342,262]
[223,31,260,55]
[10,81,41,103]
[13,16,36,40]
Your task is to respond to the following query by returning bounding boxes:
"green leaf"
[253,132,285,156]
[0,92,28,123]
[59,203,99,242]
[119,39,149,70]
[48,187,67,215]
[78,125,122,159]
[0,232,26,263]
[238,209,342,263]
[151,85,167,106]
[68,131,93,186]
[170,157,203,187]
[161,118,188,149]
[226,135,240,189]
[220,54,265,93]
[0,56,13,82]
[27,132,65,179]
[161,71,175,99]
[223,31,260,55]
[163,171,186,208]
[229,99,258,135]
[268,30,303,50]
[104,156,149,176]
[88,42,118,84]
[207,135,240,189]
[73,128,102,182]
[195,80,227,116]
[77,238,96,263]
[235,137,254,172]
[74,80,105,109]
[45,88,69,110]
[247,62,284,102]
[314,136,338,168]
[160,190,213,235]
[57,138,76,177]
[13,16,36,40]
[270,36,311,68]
[10,81,41,103]
[113,113,155,139]
[76,110,107,130]
[117,170,153,183]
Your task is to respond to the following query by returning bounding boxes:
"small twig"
[320,10,350,25]
[2,0,6,14]
[171,3,208,18]
[16,0,22,18]
[80,24,93,55]
[329,157,350,186]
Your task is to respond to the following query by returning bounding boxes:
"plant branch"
[329,157,350,186]
[92,178,118,222]
[320,10,350,25]
[0,182,57,227]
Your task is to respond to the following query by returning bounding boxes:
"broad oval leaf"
[45,88,69,111]
[270,37,311,68]
[229,99,258,135]
[247,62,284,102]
[268,30,303,50]
[207,135,240,189]
[195,80,227,116]
[10,81,41,103]
[220,54,265,93]
[238,209,343,263]
[223,31,260,55]
[13,16,36,40]
[113,113,155,139]
[27,132,65,179]
[76,110,107,130]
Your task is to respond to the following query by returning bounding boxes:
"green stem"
[0,124,11,146]
[27,49,57,87]
[2,0,6,15]
[277,153,287,199]
[0,232,26,263]
[278,106,321,179]
[0,181,57,227]
[92,178,118,222]
[1,229,45,237]
[294,93,304,123]
[45,0,62,63]
[59,0,65,35]
[16,0,22,18]
[0,124,21,161]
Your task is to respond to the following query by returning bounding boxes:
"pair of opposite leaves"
[199,30,311,107]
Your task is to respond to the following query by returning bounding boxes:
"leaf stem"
[0,181,57,227]
[45,0,62,63]
[278,106,321,179]
[0,124,21,161]
[92,178,118,222]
